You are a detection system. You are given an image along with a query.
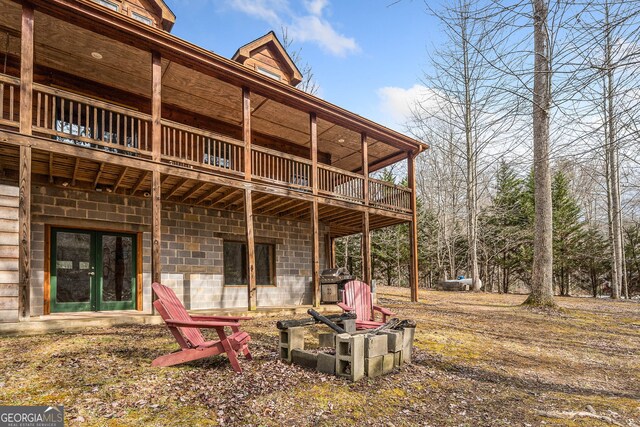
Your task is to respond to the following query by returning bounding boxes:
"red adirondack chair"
[337,280,395,330]
[151,282,252,373]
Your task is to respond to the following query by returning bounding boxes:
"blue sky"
[165,0,441,132]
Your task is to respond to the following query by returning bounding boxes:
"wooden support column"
[151,51,162,162]
[361,133,371,285]
[18,145,31,320]
[362,211,371,286]
[243,89,256,310]
[311,200,320,307]
[362,132,369,205]
[310,113,320,306]
[151,170,161,284]
[150,51,162,313]
[330,237,336,268]
[18,3,34,320]
[408,152,419,302]
[325,234,333,268]
[245,190,257,311]
[20,3,34,135]
[243,87,252,180]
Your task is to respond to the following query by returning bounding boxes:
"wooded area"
[335,0,640,300]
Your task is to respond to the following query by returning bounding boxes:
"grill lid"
[320,267,354,284]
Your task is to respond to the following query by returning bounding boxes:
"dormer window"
[256,66,282,81]
[93,0,119,12]
[132,11,153,26]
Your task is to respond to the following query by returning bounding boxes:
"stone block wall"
[27,184,327,316]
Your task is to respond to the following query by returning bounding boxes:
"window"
[132,11,153,26]
[256,66,282,81]
[224,241,275,286]
[92,0,119,11]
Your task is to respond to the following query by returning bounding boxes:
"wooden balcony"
[0,72,412,215]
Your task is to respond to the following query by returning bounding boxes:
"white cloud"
[227,0,284,25]
[289,15,358,57]
[226,0,359,57]
[304,0,329,16]
[377,84,434,124]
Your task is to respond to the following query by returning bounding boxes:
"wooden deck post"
[18,4,34,320]
[325,234,333,268]
[243,87,252,181]
[362,132,369,205]
[362,211,371,285]
[18,146,31,320]
[151,51,162,162]
[361,133,371,285]
[150,52,162,313]
[329,237,336,268]
[245,190,257,310]
[310,113,320,306]
[408,152,419,302]
[151,169,161,285]
[20,3,34,135]
[311,200,320,307]
[242,88,257,310]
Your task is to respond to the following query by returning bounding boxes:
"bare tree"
[524,0,555,307]
[567,0,640,299]
[412,112,467,282]
[411,0,521,291]
[280,27,320,96]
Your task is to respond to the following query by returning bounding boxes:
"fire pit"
[277,311,416,382]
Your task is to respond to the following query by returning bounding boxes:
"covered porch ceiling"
[0,0,415,174]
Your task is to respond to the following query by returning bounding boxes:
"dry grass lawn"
[1,287,639,426]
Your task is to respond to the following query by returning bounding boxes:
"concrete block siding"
[26,184,327,317]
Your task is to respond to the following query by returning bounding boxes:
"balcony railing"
[252,145,311,190]
[161,120,244,176]
[0,72,412,215]
[33,84,152,157]
[0,74,19,129]
[318,164,364,203]
[369,178,412,212]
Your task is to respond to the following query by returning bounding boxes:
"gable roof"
[148,0,176,31]
[232,31,303,86]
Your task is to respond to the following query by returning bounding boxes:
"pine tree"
[624,223,640,296]
[483,162,529,293]
[551,170,585,296]
[578,226,609,297]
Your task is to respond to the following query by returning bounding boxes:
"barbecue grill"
[320,267,354,303]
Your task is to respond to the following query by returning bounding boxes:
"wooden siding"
[0,184,19,322]
[245,46,291,85]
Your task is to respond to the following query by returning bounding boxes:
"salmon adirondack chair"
[151,282,252,373]
[337,280,395,330]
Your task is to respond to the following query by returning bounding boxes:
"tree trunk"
[524,0,555,307]
[460,5,480,292]
[604,0,622,300]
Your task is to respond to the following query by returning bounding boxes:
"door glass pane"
[55,232,92,303]
[101,235,133,302]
